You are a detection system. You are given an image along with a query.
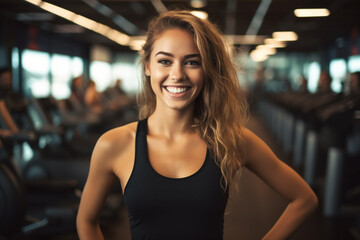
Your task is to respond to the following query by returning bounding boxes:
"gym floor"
[24,114,357,240]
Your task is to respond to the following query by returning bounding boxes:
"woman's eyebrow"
[154,52,200,59]
[184,54,201,59]
[155,51,173,57]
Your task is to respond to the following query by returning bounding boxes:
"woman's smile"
[164,86,190,94]
[163,85,192,98]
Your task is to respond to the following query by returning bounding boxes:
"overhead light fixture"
[151,0,168,14]
[272,31,298,41]
[191,11,208,19]
[250,50,269,62]
[191,0,207,8]
[40,2,75,20]
[24,0,130,46]
[128,36,146,51]
[225,35,267,45]
[264,38,286,48]
[25,0,42,5]
[294,8,330,17]
[129,40,145,51]
[256,45,277,55]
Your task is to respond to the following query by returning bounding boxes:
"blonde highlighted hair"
[138,10,248,189]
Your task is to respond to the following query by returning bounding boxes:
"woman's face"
[145,28,204,112]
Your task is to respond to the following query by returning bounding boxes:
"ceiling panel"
[0,0,359,53]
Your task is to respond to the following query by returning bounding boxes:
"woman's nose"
[169,63,184,81]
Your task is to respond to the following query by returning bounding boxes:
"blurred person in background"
[0,66,23,110]
[0,67,13,100]
[70,75,87,105]
[114,78,126,95]
[349,71,360,94]
[298,75,309,93]
[316,70,332,93]
[84,80,103,114]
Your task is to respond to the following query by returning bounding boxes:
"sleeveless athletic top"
[124,118,229,240]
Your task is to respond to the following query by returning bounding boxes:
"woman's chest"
[146,135,207,179]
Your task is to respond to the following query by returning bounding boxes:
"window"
[329,58,346,93]
[90,61,112,92]
[348,55,360,72]
[305,61,320,93]
[72,57,84,78]
[51,53,72,99]
[112,62,140,94]
[22,49,51,97]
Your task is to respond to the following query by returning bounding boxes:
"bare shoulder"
[242,127,258,143]
[241,127,268,147]
[91,121,138,167]
[97,121,137,149]
[240,127,272,166]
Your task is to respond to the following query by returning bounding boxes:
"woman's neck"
[148,107,196,139]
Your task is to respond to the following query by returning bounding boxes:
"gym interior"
[1,0,360,239]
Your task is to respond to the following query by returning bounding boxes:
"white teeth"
[165,86,188,93]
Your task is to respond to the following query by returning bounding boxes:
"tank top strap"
[135,117,148,164]
[124,118,148,196]
[136,118,148,136]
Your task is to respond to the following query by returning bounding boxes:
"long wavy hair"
[138,10,248,189]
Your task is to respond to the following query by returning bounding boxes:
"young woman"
[77,10,318,240]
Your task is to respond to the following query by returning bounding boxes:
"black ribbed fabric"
[124,118,228,240]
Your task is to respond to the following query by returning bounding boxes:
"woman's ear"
[145,62,150,77]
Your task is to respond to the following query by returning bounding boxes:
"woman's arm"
[76,132,118,240]
[242,128,318,240]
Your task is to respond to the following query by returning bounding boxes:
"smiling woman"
[145,28,205,112]
[76,10,318,240]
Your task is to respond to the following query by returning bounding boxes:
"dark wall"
[0,15,90,66]
[319,26,360,71]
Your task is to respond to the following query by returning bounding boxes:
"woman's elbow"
[76,211,85,234]
[76,212,100,239]
[304,190,318,214]
[76,209,94,234]
[311,193,319,211]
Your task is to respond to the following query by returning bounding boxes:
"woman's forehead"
[151,29,199,56]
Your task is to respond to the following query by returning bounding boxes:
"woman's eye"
[185,60,201,66]
[158,59,171,65]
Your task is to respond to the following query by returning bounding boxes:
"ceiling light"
[294,8,330,17]
[272,31,298,41]
[250,50,269,62]
[256,45,277,55]
[151,0,168,14]
[264,38,286,48]
[191,11,208,19]
[129,40,145,51]
[105,29,130,46]
[40,2,75,20]
[191,0,207,8]
[128,36,146,51]
[24,0,130,46]
[72,15,97,29]
[224,35,267,45]
[25,0,42,5]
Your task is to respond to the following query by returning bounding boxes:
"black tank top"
[124,118,229,240]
